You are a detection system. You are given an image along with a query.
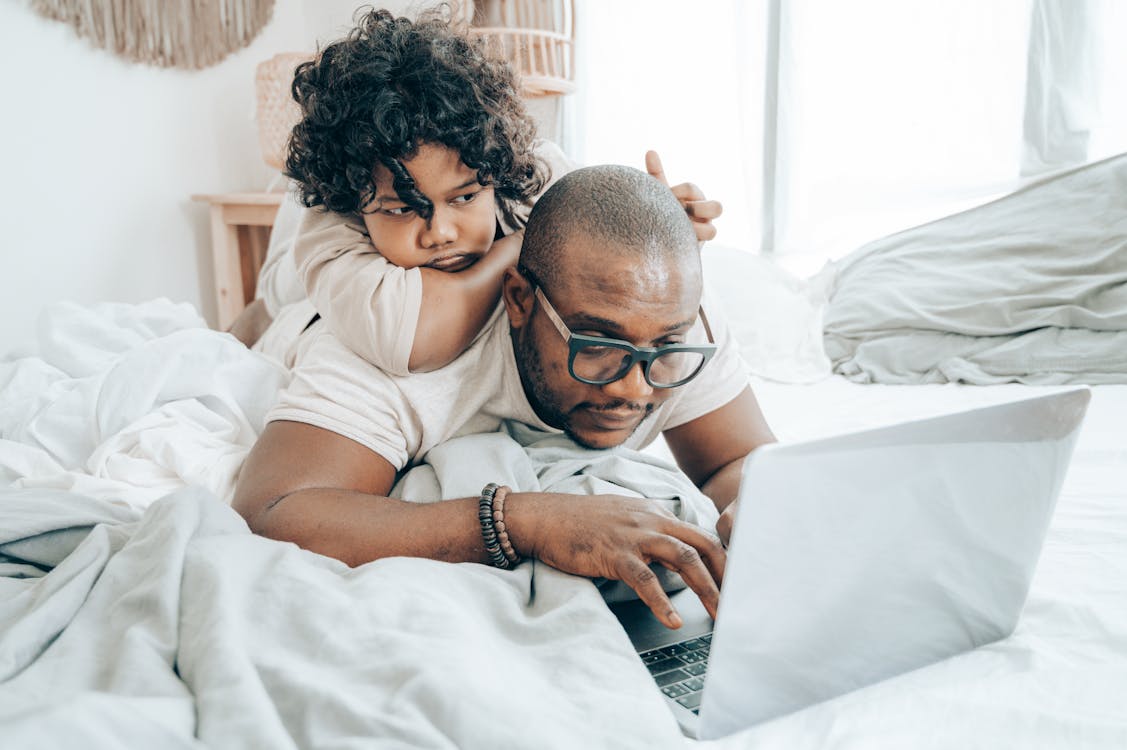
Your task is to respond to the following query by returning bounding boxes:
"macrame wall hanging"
[30,0,276,69]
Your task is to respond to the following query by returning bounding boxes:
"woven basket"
[251,2,574,171]
[470,0,575,97]
[255,52,312,171]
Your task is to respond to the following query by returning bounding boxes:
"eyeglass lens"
[572,345,706,386]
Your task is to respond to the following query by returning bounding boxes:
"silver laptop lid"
[698,388,1090,739]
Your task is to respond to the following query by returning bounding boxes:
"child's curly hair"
[284,6,548,230]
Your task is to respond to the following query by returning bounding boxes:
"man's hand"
[645,150,723,244]
[506,492,726,629]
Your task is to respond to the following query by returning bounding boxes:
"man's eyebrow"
[568,313,697,338]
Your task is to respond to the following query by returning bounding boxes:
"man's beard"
[511,326,652,450]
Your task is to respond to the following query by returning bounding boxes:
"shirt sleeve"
[266,326,417,470]
[292,206,421,377]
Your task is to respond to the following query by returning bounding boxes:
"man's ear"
[502,266,535,329]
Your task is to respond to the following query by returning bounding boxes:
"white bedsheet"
[1,301,1125,748]
[0,299,288,508]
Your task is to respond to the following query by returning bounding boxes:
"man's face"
[508,236,703,450]
[361,143,498,272]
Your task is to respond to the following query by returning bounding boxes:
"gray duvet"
[822,153,1127,384]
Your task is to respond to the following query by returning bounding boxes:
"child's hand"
[489,229,525,268]
[645,150,723,244]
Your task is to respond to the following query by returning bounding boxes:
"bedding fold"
[823,152,1127,384]
[0,484,686,748]
[0,299,289,507]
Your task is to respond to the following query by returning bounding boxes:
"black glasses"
[532,285,717,389]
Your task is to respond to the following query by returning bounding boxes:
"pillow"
[703,245,832,383]
[822,153,1127,384]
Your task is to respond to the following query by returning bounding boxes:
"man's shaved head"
[519,165,698,290]
[503,163,707,451]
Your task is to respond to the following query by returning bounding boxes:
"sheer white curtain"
[565,0,769,254]
[567,0,1127,275]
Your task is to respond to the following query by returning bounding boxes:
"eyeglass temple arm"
[699,305,715,344]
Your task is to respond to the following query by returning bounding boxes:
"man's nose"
[601,360,654,401]
[420,207,456,248]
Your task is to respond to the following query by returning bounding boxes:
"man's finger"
[647,536,722,621]
[664,520,727,588]
[683,200,723,221]
[645,150,670,187]
[618,556,682,629]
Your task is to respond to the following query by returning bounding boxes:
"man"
[234,165,775,629]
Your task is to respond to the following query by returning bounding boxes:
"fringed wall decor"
[30,0,276,70]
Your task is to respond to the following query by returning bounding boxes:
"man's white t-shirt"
[267,289,749,472]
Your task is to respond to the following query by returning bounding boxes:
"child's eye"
[451,191,478,205]
[380,206,413,216]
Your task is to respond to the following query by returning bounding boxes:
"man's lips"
[582,405,648,430]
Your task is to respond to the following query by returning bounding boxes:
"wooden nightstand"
[192,191,284,329]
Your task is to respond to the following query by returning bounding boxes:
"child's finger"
[684,199,723,221]
[645,150,670,187]
[671,182,706,202]
[693,222,718,243]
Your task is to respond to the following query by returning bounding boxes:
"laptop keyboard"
[640,633,711,714]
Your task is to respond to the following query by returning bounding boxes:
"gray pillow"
[822,153,1127,384]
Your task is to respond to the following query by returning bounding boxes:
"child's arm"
[410,230,522,372]
[293,207,522,375]
[294,207,423,376]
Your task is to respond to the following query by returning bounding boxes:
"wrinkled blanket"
[0,299,288,508]
[822,152,1127,384]
[0,487,686,748]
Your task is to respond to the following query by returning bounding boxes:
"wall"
[0,0,421,356]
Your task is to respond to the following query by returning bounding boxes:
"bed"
[2,157,1125,748]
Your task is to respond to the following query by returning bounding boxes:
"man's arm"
[662,386,776,544]
[234,419,728,629]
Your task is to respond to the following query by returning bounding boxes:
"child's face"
[362,143,498,271]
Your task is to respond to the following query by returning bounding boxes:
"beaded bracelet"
[491,485,521,567]
[478,482,512,569]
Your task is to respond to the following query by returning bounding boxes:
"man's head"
[504,165,707,450]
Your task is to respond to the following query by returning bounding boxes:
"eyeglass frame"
[522,270,718,389]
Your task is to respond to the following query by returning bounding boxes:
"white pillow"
[703,245,832,383]
[822,153,1127,385]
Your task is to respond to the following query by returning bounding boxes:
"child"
[279,8,719,375]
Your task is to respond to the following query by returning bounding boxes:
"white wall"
[0,0,419,355]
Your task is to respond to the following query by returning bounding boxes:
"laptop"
[612,388,1090,739]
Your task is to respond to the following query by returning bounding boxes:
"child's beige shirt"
[291,140,575,376]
